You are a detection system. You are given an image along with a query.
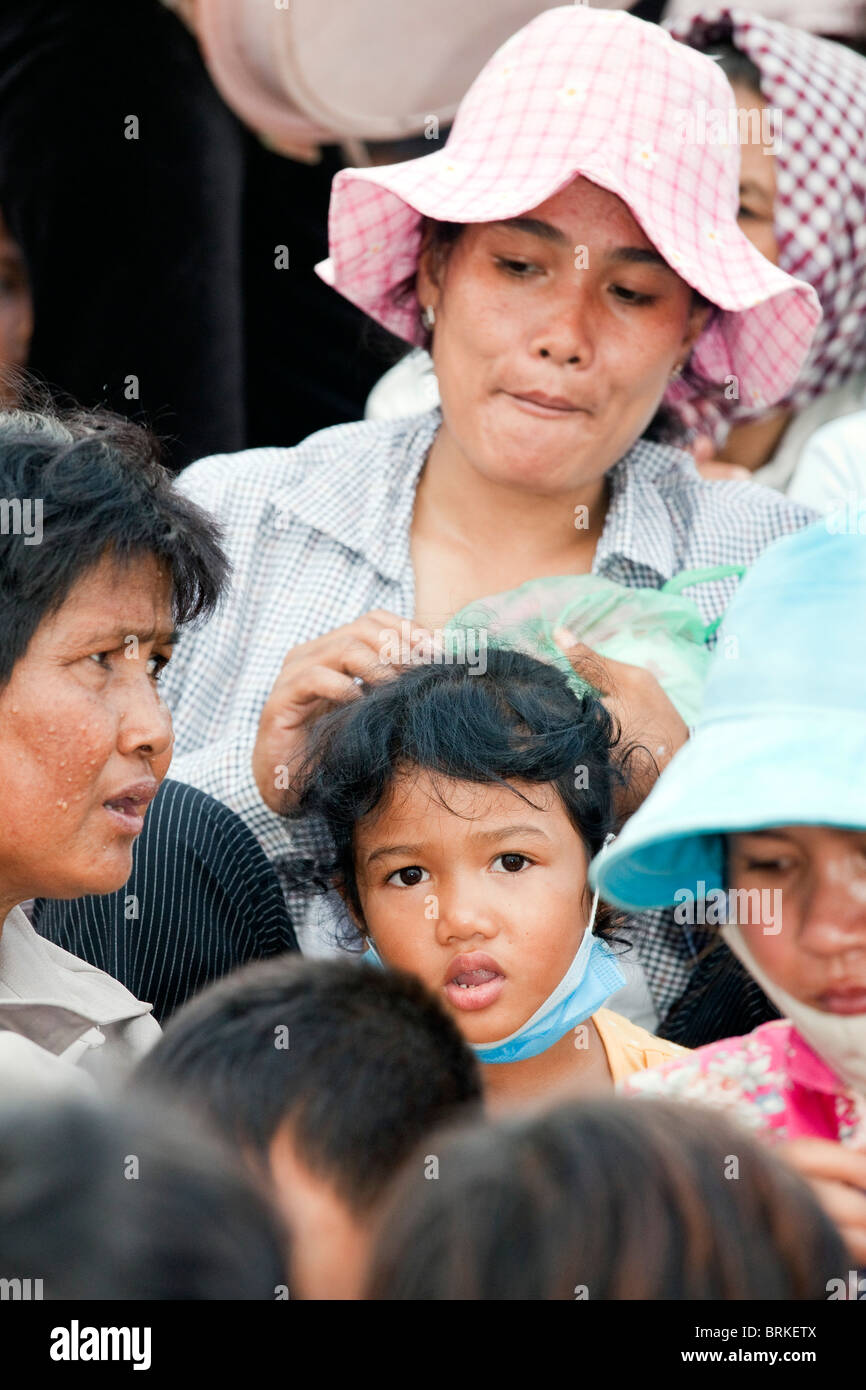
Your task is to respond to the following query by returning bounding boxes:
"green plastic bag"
[445,566,745,726]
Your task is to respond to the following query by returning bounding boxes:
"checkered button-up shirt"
[166,407,814,990]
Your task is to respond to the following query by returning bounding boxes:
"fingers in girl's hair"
[553,636,622,680]
[287,638,398,703]
[309,627,395,671]
[278,629,397,693]
[552,636,612,694]
[279,664,367,711]
[331,639,398,682]
[276,610,421,676]
[349,615,440,671]
[363,619,449,670]
[357,611,436,644]
[336,608,414,638]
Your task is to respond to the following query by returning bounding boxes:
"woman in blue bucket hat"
[590,515,866,1265]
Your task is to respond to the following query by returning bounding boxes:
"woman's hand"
[777,1137,866,1266]
[253,610,431,813]
[553,639,689,819]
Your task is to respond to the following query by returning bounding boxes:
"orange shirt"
[593,1007,690,1084]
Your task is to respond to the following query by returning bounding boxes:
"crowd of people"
[1,3,865,1304]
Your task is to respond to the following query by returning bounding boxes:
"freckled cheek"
[600,329,677,397]
[441,285,516,366]
[38,731,114,804]
[1,697,118,807]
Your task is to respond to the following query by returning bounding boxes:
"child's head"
[365,1097,847,1300]
[0,1098,287,1301]
[586,521,866,1091]
[292,648,630,1049]
[134,956,481,1299]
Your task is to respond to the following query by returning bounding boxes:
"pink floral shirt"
[619,1020,866,1148]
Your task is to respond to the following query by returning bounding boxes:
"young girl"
[290,647,686,1112]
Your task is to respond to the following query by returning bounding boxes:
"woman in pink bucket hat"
[50,7,826,980]
[321,7,819,424]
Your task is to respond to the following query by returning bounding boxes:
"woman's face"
[729,80,779,266]
[0,552,175,907]
[416,176,710,492]
[728,826,866,1014]
[351,770,592,1045]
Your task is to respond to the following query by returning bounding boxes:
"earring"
[420,305,436,331]
[670,362,684,380]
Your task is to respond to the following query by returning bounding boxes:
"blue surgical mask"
[472,884,624,1064]
[364,940,386,969]
[362,836,624,1065]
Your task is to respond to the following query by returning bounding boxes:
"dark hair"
[391,218,725,446]
[0,403,229,685]
[135,955,482,1217]
[289,646,634,946]
[707,41,764,98]
[366,1097,848,1300]
[0,1099,287,1299]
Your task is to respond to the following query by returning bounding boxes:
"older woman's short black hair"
[0,404,229,685]
[289,646,635,945]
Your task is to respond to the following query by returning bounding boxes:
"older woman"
[48,8,821,987]
[0,406,231,1088]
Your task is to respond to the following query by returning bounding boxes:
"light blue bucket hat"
[589,514,866,912]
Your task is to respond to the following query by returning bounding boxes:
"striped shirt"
[35,780,299,1022]
[165,407,814,964]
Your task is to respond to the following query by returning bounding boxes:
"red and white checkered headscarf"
[668,9,866,437]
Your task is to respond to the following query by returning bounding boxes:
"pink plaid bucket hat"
[316,5,821,416]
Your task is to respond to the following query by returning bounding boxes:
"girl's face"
[416,176,710,494]
[729,80,779,266]
[728,826,866,1014]
[351,770,593,1044]
[0,552,175,907]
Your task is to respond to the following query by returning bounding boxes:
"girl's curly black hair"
[287,645,640,949]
